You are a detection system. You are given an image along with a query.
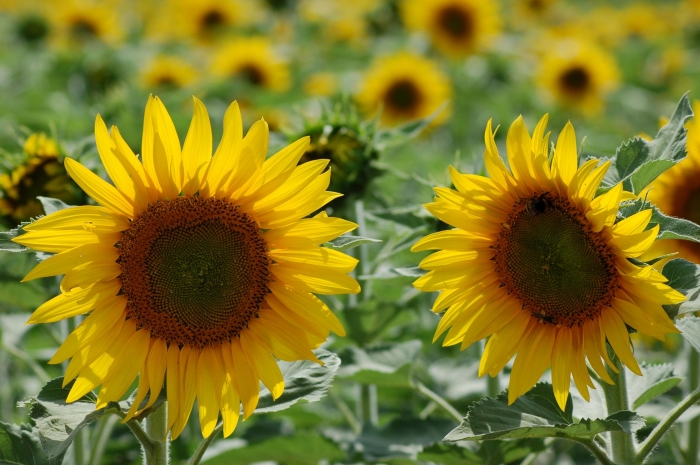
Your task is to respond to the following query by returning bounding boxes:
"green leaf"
[444,383,644,441]
[200,432,345,465]
[337,340,422,387]
[600,94,692,195]
[0,228,28,253]
[26,377,164,458]
[37,196,72,215]
[256,350,340,413]
[630,363,682,409]
[357,416,455,460]
[323,235,381,252]
[662,259,700,316]
[393,266,426,277]
[617,200,700,243]
[676,316,700,353]
[0,422,64,465]
[417,439,547,465]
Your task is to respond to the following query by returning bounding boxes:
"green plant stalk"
[412,380,463,423]
[686,347,700,465]
[574,438,616,465]
[88,415,119,465]
[144,402,168,465]
[487,373,500,398]
[636,385,700,464]
[188,423,223,465]
[603,352,635,464]
[74,428,86,465]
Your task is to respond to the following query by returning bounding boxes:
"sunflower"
[643,100,700,264]
[50,0,124,46]
[303,72,338,97]
[0,133,83,224]
[401,0,501,58]
[412,115,683,410]
[210,37,290,93]
[299,0,380,44]
[14,96,360,439]
[356,52,451,127]
[145,0,260,45]
[141,56,198,90]
[538,39,619,116]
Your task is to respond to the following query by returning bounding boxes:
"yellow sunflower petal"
[96,329,151,407]
[182,97,213,196]
[241,330,284,400]
[263,214,357,249]
[151,97,182,199]
[95,115,141,206]
[202,101,243,197]
[64,158,135,218]
[21,243,119,282]
[551,328,573,411]
[165,345,181,435]
[600,308,642,376]
[551,122,577,189]
[219,343,241,438]
[28,281,120,324]
[230,338,260,420]
[508,324,556,404]
[197,346,222,438]
[23,206,129,232]
[269,248,359,273]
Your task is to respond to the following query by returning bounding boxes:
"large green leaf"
[444,383,644,442]
[662,259,700,316]
[36,196,72,215]
[356,416,455,460]
[600,94,692,195]
[0,422,64,465]
[417,439,547,465]
[676,316,700,353]
[336,340,422,387]
[200,432,345,465]
[630,363,682,410]
[617,200,700,243]
[26,377,164,458]
[256,350,340,413]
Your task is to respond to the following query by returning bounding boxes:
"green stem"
[1,341,50,383]
[603,352,635,464]
[686,348,700,465]
[486,373,500,398]
[329,390,361,434]
[74,429,86,465]
[144,402,168,465]
[636,385,700,464]
[88,415,119,465]
[188,423,223,465]
[355,200,371,302]
[124,419,156,456]
[413,380,463,423]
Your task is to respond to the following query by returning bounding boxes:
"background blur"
[0,0,696,464]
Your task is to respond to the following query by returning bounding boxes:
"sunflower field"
[5,1,700,464]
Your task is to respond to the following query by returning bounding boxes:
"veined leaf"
[676,316,700,353]
[662,259,700,316]
[630,363,682,410]
[0,422,64,465]
[337,340,422,387]
[324,235,381,252]
[445,383,644,442]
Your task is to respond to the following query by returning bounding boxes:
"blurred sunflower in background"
[356,52,451,126]
[50,0,124,47]
[299,0,381,44]
[538,38,619,115]
[402,0,501,58]
[140,55,199,90]
[413,115,682,410]
[0,133,83,225]
[6,0,52,46]
[211,37,291,92]
[14,96,360,439]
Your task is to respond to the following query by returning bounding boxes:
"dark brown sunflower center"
[70,18,98,39]
[560,66,591,94]
[385,80,422,112]
[119,196,271,348]
[493,193,618,327]
[238,64,265,85]
[155,75,178,89]
[201,9,226,29]
[437,5,473,39]
[16,15,49,44]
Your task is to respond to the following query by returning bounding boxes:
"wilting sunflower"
[643,100,700,264]
[412,115,682,410]
[0,133,83,224]
[50,0,124,46]
[14,96,360,439]
[141,56,198,90]
[356,52,451,127]
[402,0,501,58]
[538,39,619,116]
[211,37,290,93]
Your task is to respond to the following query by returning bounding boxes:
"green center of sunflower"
[385,80,422,113]
[560,66,591,95]
[437,5,473,39]
[493,193,618,327]
[119,196,271,348]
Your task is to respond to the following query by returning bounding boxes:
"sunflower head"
[14,12,50,45]
[412,114,683,410]
[402,0,501,58]
[289,102,382,209]
[0,133,83,224]
[51,0,124,46]
[211,37,290,93]
[356,52,451,127]
[14,96,360,440]
[539,39,620,115]
[141,56,198,90]
[643,100,700,263]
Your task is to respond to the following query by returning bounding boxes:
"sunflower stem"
[574,438,616,465]
[685,347,700,465]
[412,380,463,423]
[636,385,700,464]
[88,415,119,465]
[143,402,168,465]
[486,374,500,398]
[73,428,86,465]
[188,423,223,465]
[604,352,635,465]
